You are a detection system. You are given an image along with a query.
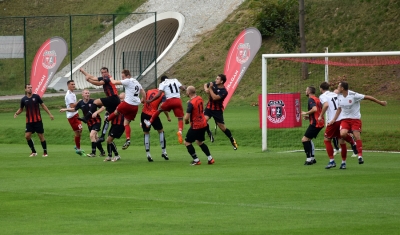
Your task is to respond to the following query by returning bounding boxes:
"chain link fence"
[0,13,157,94]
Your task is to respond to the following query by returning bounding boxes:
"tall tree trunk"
[299,0,308,80]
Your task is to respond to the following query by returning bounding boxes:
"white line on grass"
[7,190,400,217]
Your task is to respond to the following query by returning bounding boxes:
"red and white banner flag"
[223,27,262,108]
[30,36,68,97]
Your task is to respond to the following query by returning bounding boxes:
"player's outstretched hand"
[50,114,54,120]
[380,101,387,106]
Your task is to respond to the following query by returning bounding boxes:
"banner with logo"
[223,27,262,108]
[30,36,68,97]
[258,93,302,128]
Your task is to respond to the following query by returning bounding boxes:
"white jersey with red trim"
[319,91,344,122]
[65,90,78,118]
[158,78,182,99]
[337,90,365,119]
[121,77,143,105]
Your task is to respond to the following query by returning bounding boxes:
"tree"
[256,0,299,53]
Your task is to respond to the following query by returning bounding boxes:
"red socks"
[340,143,347,161]
[324,140,334,159]
[75,136,81,149]
[124,125,131,140]
[178,119,183,132]
[356,140,363,156]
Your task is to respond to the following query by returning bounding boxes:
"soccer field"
[1,144,400,235]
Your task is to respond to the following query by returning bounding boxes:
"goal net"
[261,51,400,152]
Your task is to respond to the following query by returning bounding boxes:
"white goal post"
[261,51,400,152]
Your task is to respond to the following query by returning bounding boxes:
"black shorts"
[141,113,163,132]
[304,125,323,139]
[109,124,124,139]
[100,95,120,113]
[185,127,207,143]
[26,121,44,134]
[204,108,224,124]
[88,123,101,132]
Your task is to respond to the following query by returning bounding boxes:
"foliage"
[255,0,299,52]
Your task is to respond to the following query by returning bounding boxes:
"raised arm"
[203,83,210,94]
[364,95,387,106]
[208,85,221,100]
[110,76,122,85]
[79,68,104,86]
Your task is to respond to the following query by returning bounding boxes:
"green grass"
[1,144,400,234]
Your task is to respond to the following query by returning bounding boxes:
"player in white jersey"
[318,82,357,169]
[106,69,146,149]
[328,81,387,166]
[65,80,84,155]
[145,75,187,144]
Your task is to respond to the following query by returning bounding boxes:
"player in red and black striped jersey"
[14,84,54,157]
[204,74,238,150]
[184,86,214,165]
[78,67,120,127]
[140,88,171,162]
[60,89,106,157]
[103,92,126,162]
[301,86,325,165]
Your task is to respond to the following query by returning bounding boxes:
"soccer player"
[203,74,238,150]
[184,86,214,165]
[14,84,54,157]
[301,86,325,165]
[103,92,126,162]
[318,82,358,169]
[60,89,106,157]
[144,75,186,144]
[141,88,171,162]
[328,81,387,166]
[64,80,84,156]
[78,67,120,141]
[107,69,146,150]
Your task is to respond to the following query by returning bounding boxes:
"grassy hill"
[1,0,400,102]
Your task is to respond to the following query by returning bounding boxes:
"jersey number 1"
[168,83,179,93]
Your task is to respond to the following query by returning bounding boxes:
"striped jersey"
[98,76,118,97]
[187,95,207,129]
[20,94,43,123]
